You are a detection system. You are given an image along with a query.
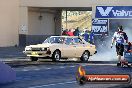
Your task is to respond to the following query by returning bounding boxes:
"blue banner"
[92,19,108,35]
[96,6,132,18]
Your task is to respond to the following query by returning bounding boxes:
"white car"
[23,36,97,62]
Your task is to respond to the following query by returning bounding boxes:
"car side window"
[73,38,84,44]
[59,37,65,44]
[65,38,74,45]
[50,37,64,44]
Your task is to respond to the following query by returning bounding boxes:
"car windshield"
[43,37,64,44]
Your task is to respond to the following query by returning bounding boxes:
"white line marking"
[34,69,40,71]
[28,81,76,88]
[60,66,65,68]
[22,69,29,71]
[17,64,117,72]
[46,68,51,70]
[81,64,87,66]
[88,64,116,66]
[69,66,75,68]
[80,64,116,66]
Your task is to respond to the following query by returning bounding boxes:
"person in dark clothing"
[62,29,68,36]
[83,30,89,42]
[73,27,80,36]
[111,26,128,63]
[89,31,94,44]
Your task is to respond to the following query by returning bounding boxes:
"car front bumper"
[23,51,51,57]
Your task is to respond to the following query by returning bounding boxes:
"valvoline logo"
[96,6,132,18]
[97,7,113,16]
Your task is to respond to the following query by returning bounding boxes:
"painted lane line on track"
[69,65,75,68]
[16,64,117,72]
[46,68,51,70]
[15,64,116,72]
[16,67,52,72]
[81,64,87,66]
[19,65,77,72]
[88,64,116,66]
[34,68,40,71]
[60,66,65,68]
[22,69,29,71]
[28,81,76,88]
[80,64,116,66]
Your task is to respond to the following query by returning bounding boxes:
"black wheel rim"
[83,52,89,61]
[54,51,60,61]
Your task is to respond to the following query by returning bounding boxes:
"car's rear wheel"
[80,51,90,62]
[52,50,61,62]
[30,57,38,61]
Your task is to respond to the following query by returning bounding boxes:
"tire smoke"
[90,19,132,61]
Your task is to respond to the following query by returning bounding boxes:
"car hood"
[26,43,52,48]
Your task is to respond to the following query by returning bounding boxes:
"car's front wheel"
[80,51,90,62]
[30,57,38,61]
[52,50,61,62]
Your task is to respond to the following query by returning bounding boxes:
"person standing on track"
[111,26,128,64]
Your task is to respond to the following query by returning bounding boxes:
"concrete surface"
[0,63,131,88]
[0,61,16,84]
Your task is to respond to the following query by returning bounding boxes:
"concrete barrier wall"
[0,0,19,47]
[19,34,55,46]
[26,35,53,45]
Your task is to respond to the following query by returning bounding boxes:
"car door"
[73,37,86,57]
[61,38,76,58]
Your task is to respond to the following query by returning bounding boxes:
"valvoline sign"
[96,6,132,18]
[92,19,108,35]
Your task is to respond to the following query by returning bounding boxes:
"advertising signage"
[96,6,132,18]
[92,19,108,35]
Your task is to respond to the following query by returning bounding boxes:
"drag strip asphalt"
[3,59,123,67]
[0,60,132,88]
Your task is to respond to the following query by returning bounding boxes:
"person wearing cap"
[111,26,128,64]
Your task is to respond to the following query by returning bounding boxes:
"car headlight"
[41,47,49,51]
[25,47,32,51]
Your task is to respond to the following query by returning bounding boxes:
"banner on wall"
[92,19,108,35]
[96,6,132,18]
